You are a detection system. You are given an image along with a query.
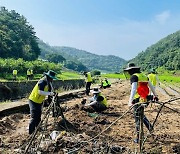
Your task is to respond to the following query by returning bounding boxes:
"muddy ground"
[0,80,180,153]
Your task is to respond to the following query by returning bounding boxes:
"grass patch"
[101,73,126,79]
[159,75,180,87]
[57,71,82,80]
[159,75,180,83]
[0,71,83,81]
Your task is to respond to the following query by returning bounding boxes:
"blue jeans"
[28,100,42,134]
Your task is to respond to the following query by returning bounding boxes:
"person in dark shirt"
[124,63,158,143]
[28,70,57,134]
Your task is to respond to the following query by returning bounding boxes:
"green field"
[158,75,180,87]
[1,71,179,88]
[0,71,83,81]
[57,71,82,80]
[156,69,180,86]
[159,75,180,83]
[101,72,180,87]
[101,73,126,79]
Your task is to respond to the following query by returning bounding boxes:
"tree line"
[0,7,87,75]
[0,7,40,60]
[130,30,180,71]
[0,58,62,75]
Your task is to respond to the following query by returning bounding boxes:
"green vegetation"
[130,30,180,71]
[63,60,87,72]
[45,53,65,64]
[0,7,40,60]
[158,75,180,84]
[0,71,83,81]
[53,47,126,72]
[1,6,179,84]
[0,58,62,81]
[101,73,126,79]
[38,41,127,72]
[38,40,88,72]
[156,68,180,86]
[57,71,82,80]
[91,70,101,76]
[0,57,84,81]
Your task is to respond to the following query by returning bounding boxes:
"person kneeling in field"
[100,78,111,89]
[81,87,108,112]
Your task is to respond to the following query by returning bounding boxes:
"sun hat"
[124,63,140,71]
[91,87,101,94]
[44,70,58,80]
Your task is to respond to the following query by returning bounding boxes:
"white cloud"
[155,11,170,24]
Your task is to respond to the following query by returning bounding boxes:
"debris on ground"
[0,80,180,153]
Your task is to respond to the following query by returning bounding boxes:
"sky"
[1,0,180,60]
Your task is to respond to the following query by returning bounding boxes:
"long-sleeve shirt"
[128,74,157,106]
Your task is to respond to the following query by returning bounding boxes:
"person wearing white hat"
[28,70,58,134]
[81,87,108,112]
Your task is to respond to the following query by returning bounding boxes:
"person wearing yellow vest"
[83,71,92,95]
[27,69,31,80]
[102,78,111,89]
[124,63,159,143]
[12,69,17,81]
[81,87,108,112]
[148,68,159,96]
[28,70,58,134]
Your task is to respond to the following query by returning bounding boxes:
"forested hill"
[39,41,126,72]
[130,30,180,71]
[0,7,40,60]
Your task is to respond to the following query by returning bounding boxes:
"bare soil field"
[0,80,180,153]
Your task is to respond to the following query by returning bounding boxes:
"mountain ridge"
[39,41,127,72]
[129,30,180,71]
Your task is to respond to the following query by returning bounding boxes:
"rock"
[110,145,126,153]
[50,131,60,140]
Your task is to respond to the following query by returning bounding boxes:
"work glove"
[81,99,87,105]
[49,92,57,96]
[53,92,58,96]
[147,95,153,101]
[128,100,135,107]
[153,96,159,102]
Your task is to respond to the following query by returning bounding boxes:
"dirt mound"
[0,117,16,134]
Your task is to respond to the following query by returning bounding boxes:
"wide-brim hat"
[44,70,58,80]
[90,87,101,94]
[124,63,140,71]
